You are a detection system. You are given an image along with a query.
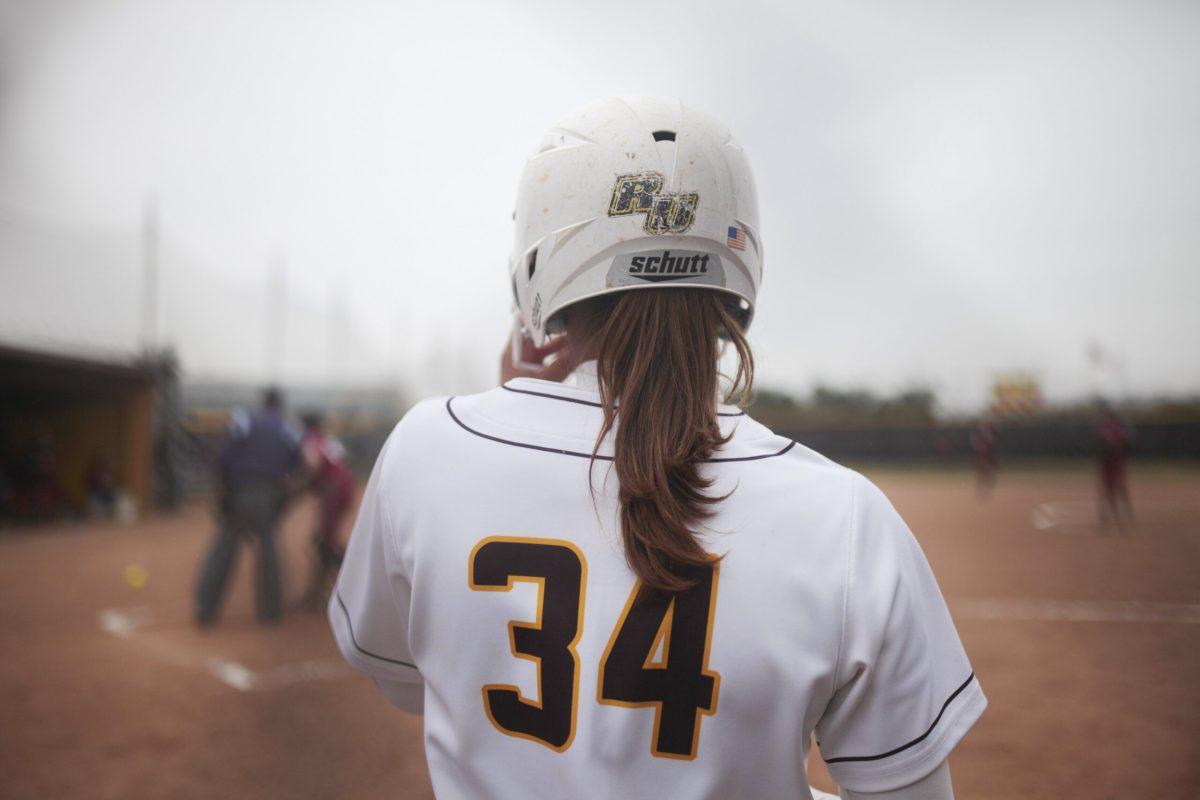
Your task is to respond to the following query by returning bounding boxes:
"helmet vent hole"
[526,248,538,280]
[652,130,676,142]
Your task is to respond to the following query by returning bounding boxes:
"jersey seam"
[375,432,420,668]
[446,397,795,463]
[502,382,747,417]
[486,389,757,443]
[831,470,857,700]
[496,384,778,446]
[334,590,418,671]
[447,397,607,460]
[469,396,616,445]
[376,433,407,575]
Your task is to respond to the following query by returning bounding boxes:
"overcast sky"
[1,0,1197,411]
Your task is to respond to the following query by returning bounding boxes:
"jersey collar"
[562,359,601,391]
[516,359,745,418]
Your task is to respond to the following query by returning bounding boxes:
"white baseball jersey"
[329,364,985,798]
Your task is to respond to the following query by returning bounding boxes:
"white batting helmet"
[509,96,762,346]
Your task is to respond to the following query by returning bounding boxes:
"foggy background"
[1,0,1197,410]
[3,6,1199,800]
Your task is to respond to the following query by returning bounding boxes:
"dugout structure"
[0,345,161,519]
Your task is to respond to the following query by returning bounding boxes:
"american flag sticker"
[727,225,747,251]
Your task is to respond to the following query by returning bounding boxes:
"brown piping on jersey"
[822,672,977,764]
[501,383,747,417]
[335,591,418,670]
[445,397,793,463]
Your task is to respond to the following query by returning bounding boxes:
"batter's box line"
[97,605,354,691]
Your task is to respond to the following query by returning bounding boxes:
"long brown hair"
[570,288,754,593]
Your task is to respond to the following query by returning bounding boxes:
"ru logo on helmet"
[608,172,699,234]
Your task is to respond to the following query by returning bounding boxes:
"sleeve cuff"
[328,590,422,683]
[825,676,987,793]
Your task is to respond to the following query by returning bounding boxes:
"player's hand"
[500,332,577,384]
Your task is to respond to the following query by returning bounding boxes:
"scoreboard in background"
[990,373,1044,419]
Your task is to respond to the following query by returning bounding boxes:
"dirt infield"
[2,465,1197,799]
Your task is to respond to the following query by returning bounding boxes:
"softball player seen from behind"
[330,97,985,799]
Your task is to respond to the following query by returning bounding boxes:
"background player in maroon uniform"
[1096,406,1134,532]
[969,420,998,499]
[300,413,356,607]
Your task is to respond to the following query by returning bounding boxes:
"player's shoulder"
[395,394,454,428]
[381,394,454,452]
[376,386,513,462]
[737,412,855,483]
[363,395,455,491]
[736,413,899,528]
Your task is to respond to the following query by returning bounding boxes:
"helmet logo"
[608,172,698,235]
[607,249,725,289]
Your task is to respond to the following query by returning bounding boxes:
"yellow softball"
[124,563,149,590]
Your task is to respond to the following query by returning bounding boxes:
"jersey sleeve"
[815,475,985,793]
[328,430,423,710]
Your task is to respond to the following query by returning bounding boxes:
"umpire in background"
[195,387,300,626]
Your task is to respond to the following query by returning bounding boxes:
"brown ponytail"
[572,288,754,593]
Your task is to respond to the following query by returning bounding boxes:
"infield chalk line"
[98,605,354,691]
[954,599,1200,624]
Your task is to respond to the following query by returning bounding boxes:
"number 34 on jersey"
[468,536,721,760]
